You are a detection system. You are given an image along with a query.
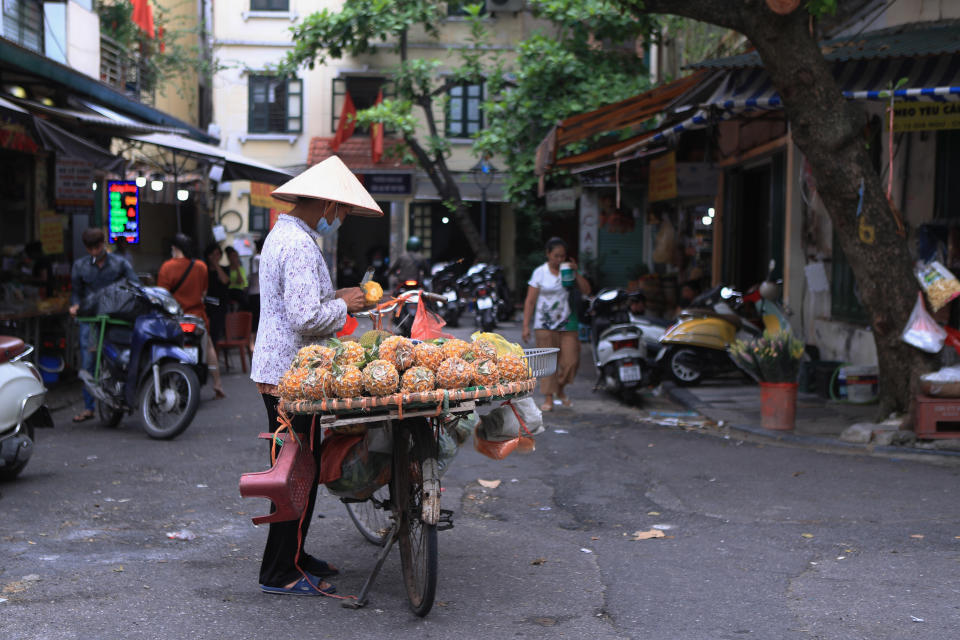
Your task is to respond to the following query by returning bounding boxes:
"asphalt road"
[2,317,959,639]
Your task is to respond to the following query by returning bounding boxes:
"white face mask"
[315,216,342,236]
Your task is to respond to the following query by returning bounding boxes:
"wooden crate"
[914,394,960,439]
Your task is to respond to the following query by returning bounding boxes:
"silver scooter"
[588,289,653,404]
[0,337,54,481]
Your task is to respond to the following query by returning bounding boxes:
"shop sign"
[890,103,960,132]
[545,187,580,212]
[250,181,294,213]
[579,194,599,259]
[676,163,719,197]
[359,173,412,195]
[0,115,39,154]
[107,181,140,244]
[648,151,677,202]
[55,158,94,206]
[39,212,64,255]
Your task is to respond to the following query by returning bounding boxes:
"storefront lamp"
[91,181,98,191]
[708,207,715,218]
[176,189,189,202]
[135,176,147,188]
[701,215,713,226]
[150,177,164,192]
[441,216,450,225]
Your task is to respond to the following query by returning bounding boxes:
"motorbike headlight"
[144,286,182,316]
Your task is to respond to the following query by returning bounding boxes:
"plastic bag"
[411,295,452,341]
[321,433,391,500]
[473,399,539,460]
[79,281,151,320]
[915,260,960,312]
[470,332,524,358]
[477,397,544,441]
[901,292,946,353]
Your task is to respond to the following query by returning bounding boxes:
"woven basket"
[280,378,536,416]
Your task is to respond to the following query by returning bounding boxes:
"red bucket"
[760,382,798,431]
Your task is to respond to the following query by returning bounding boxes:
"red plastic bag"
[410,294,452,341]
[336,314,359,337]
[473,400,536,460]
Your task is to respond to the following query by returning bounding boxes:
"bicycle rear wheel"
[392,420,438,617]
[344,485,391,545]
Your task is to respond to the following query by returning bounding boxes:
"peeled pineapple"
[377,335,415,371]
[440,338,471,361]
[436,357,474,389]
[362,280,383,304]
[363,359,399,396]
[413,342,444,371]
[295,344,335,370]
[277,367,309,399]
[332,364,365,398]
[401,366,435,393]
[330,338,366,367]
[302,367,335,400]
[470,339,498,363]
[472,359,500,387]
[498,353,529,383]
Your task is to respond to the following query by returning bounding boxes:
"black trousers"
[258,394,323,587]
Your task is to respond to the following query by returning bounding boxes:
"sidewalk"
[662,379,960,459]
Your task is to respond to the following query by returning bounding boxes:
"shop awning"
[12,97,189,136]
[129,133,294,184]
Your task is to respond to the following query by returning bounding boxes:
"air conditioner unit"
[487,0,525,14]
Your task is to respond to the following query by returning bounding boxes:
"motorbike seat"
[680,308,743,329]
[0,335,25,363]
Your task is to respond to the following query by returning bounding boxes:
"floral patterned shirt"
[251,214,347,385]
[528,263,574,331]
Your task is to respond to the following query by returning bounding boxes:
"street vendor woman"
[250,155,382,596]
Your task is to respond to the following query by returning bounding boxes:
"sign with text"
[55,158,94,206]
[359,173,411,195]
[648,151,677,202]
[107,181,140,244]
[545,187,580,212]
[890,102,960,132]
[39,213,64,255]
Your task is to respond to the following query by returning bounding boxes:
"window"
[248,75,302,134]
[3,0,43,54]
[446,82,483,137]
[249,206,270,233]
[447,1,486,16]
[250,0,288,10]
[331,76,390,135]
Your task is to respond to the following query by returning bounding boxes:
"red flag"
[132,0,155,39]
[331,92,356,152]
[371,89,384,164]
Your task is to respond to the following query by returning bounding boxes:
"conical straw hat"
[271,155,383,217]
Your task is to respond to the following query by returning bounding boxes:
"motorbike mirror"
[720,287,736,299]
[598,289,619,302]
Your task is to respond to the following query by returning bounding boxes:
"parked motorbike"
[179,312,208,386]
[0,338,53,481]
[474,281,497,333]
[458,263,513,326]
[431,260,467,328]
[78,282,201,440]
[588,289,655,403]
[657,261,790,386]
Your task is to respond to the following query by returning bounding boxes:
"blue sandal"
[260,574,336,596]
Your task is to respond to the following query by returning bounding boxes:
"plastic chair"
[217,311,252,373]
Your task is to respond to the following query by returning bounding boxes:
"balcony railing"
[100,33,155,106]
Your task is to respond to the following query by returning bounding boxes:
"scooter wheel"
[97,400,124,429]
[664,347,703,386]
[137,362,200,440]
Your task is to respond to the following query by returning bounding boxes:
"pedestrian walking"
[250,155,382,596]
[157,233,225,399]
[522,237,590,411]
[204,242,230,350]
[69,227,138,423]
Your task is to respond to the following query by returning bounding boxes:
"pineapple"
[330,338,366,367]
[498,353,529,383]
[302,367,335,400]
[332,364,365,398]
[278,367,310,399]
[440,338,471,361]
[472,359,500,388]
[377,335,415,371]
[363,359,399,396]
[413,342,444,371]
[436,357,474,389]
[470,339,498,363]
[295,344,335,370]
[362,280,383,304]
[401,366,435,393]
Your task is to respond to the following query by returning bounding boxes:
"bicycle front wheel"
[392,421,438,617]
[344,485,391,546]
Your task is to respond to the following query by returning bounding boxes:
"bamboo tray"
[279,378,536,418]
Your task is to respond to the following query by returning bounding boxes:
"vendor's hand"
[336,287,367,313]
[567,256,579,271]
[69,304,79,317]
[522,327,531,344]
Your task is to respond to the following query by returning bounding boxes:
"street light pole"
[471,158,496,245]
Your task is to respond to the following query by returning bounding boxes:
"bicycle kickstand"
[342,521,400,609]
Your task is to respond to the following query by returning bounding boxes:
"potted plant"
[729,330,805,430]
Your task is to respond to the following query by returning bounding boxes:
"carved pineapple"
[363,359,399,396]
[435,357,474,389]
[440,338,471,361]
[472,359,500,388]
[413,342,444,371]
[377,335,415,371]
[332,364,365,398]
[277,367,310,399]
[498,353,529,383]
[401,366,435,393]
[302,367,335,400]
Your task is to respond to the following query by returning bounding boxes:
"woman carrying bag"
[522,237,590,411]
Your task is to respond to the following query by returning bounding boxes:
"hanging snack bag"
[915,260,960,312]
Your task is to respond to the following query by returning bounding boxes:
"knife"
[360,267,375,285]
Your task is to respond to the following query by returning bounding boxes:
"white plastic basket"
[523,347,559,378]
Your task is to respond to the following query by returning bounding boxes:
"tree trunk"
[628,0,936,417]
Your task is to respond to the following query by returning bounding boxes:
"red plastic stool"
[239,432,316,525]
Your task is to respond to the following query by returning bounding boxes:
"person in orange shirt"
[158,233,225,399]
